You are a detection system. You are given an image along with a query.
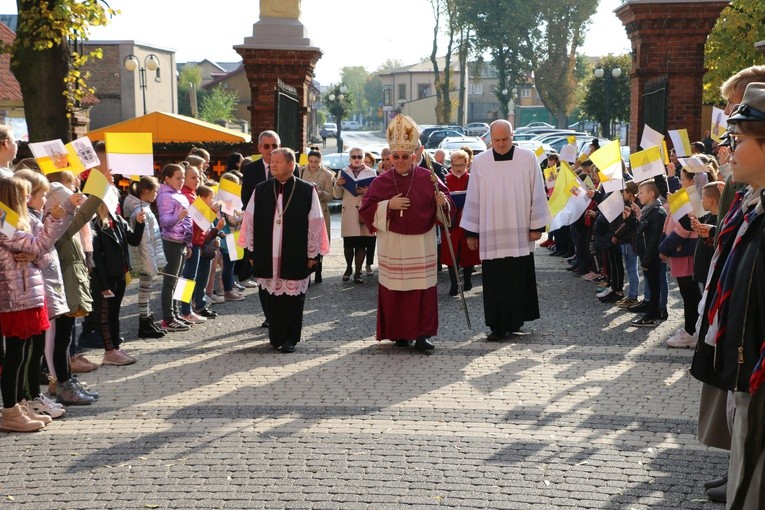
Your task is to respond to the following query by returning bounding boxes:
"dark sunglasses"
[391,154,410,160]
[350,155,363,159]
[261,143,279,150]
[729,134,765,152]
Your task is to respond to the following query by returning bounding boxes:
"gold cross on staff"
[213,161,226,176]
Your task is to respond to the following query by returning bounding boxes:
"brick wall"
[616,1,729,152]
[236,48,321,152]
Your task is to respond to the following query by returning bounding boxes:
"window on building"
[490,84,497,94]
[520,88,531,98]
[383,85,393,106]
[418,83,431,99]
[398,83,407,101]
[469,83,483,95]
[155,67,162,82]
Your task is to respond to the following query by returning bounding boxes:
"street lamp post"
[594,66,622,139]
[124,53,160,116]
[328,83,348,153]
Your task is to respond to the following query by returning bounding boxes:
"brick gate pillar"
[235,16,322,152]
[615,0,728,152]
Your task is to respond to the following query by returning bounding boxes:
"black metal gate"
[276,80,299,151]
[641,77,667,146]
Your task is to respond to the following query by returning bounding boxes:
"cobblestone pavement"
[0,219,727,509]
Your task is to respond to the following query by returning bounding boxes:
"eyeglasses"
[729,134,764,152]
[261,143,279,150]
[451,163,467,168]
[391,154,411,160]
[350,155,363,159]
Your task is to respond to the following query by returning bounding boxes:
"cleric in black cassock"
[239,148,330,352]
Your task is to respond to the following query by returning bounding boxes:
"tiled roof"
[0,22,22,102]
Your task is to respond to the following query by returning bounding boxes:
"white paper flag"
[597,189,626,223]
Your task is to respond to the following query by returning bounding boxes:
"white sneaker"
[596,288,612,298]
[224,289,246,301]
[182,312,207,324]
[29,395,66,418]
[667,331,697,349]
[206,293,224,304]
[243,278,259,288]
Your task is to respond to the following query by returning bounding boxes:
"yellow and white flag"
[29,139,85,175]
[711,107,729,142]
[640,124,664,150]
[548,161,591,231]
[661,140,670,165]
[225,231,244,261]
[534,145,546,165]
[668,188,693,220]
[678,156,708,174]
[668,129,692,157]
[105,132,154,176]
[68,136,101,171]
[630,145,666,182]
[82,168,111,199]
[172,277,195,303]
[217,178,243,211]
[543,165,558,190]
[588,139,622,180]
[597,188,626,223]
[0,200,19,238]
[188,197,217,231]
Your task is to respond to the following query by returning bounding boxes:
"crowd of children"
[0,128,249,432]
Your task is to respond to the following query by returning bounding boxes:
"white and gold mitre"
[387,114,420,153]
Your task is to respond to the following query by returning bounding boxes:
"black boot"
[147,314,165,334]
[447,268,458,296]
[314,261,322,284]
[138,317,165,338]
[463,267,473,291]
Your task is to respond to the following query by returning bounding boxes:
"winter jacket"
[90,214,145,291]
[634,200,667,268]
[30,209,69,318]
[46,183,102,317]
[156,183,192,247]
[0,209,72,313]
[123,194,166,276]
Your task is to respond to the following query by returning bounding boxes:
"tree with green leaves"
[2,0,116,142]
[531,0,599,128]
[340,66,370,121]
[703,0,765,104]
[177,64,203,117]
[429,0,462,124]
[580,53,631,139]
[198,86,238,124]
[458,0,538,120]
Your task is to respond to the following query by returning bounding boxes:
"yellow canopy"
[85,111,251,143]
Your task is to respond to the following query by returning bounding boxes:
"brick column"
[616,0,729,152]
[235,48,321,152]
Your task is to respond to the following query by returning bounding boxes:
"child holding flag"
[124,176,167,339]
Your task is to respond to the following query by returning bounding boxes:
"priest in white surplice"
[461,120,552,341]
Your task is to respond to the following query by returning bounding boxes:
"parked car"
[419,125,464,146]
[426,129,463,149]
[341,120,362,131]
[514,140,555,158]
[438,136,487,154]
[320,122,337,138]
[322,152,349,175]
[463,122,490,136]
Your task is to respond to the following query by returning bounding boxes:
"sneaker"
[161,319,191,332]
[242,278,259,288]
[631,316,658,327]
[628,300,650,313]
[194,307,218,319]
[38,393,65,411]
[207,292,225,304]
[70,354,98,373]
[20,400,52,425]
[102,349,137,366]
[599,292,622,303]
[365,264,373,275]
[28,395,65,419]
[182,312,207,324]
[174,315,194,327]
[616,297,639,308]
[667,331,697,349]
[233,281,245,291]
[581,272,599,281]
[596,288,612,298]
[224,290,246,301]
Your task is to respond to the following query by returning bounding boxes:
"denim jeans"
[621,243,640,299]
[180,246,203,315]
[221,250,235,292]
[644,261,668,307]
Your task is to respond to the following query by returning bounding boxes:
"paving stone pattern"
[0,223,727,509]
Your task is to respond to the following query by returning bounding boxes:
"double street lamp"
[328,83,348,153]
[124,53,160,116]
[594,66,622,139]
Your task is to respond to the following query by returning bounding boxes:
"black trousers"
[676,276,701,334]
[85,275,126,351]
[54,315,75,383]
[606,245,624,292]
[261,291,306,348]
[642,261,661,319]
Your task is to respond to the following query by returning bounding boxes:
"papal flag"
[630,145,666,182]
[0,200,19,238]
[588,139,622,180]
[668,188,693,220]
[678,156,708,174]
[217,178,243,211]
[105,132,154,176]
[172,277,195,303]
[548,161,591,231]
[225,231,244,261]
[534,145,546,165]
[711,107,729,143]
[29,139,85,175]
[668,129,692,157]
[640,124,664,150]
[188,196,217,231]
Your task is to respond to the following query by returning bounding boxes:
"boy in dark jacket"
[631,180,667,327]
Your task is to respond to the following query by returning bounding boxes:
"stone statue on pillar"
[260,0,300,19]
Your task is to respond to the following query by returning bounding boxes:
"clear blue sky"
[0,0,630,84]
